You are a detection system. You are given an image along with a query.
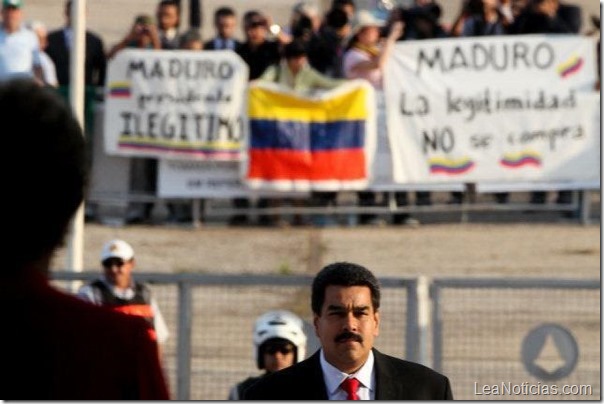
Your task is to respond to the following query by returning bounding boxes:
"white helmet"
[253,310,307,369]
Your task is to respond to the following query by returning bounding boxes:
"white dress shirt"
[320,349,376,400]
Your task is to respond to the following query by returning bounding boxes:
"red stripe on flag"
[248,149,366,180]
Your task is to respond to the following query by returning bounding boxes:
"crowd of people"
[0,0,598,227]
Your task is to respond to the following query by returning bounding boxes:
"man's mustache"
[335,331,363,344]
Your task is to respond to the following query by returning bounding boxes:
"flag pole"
[66,0,86,289]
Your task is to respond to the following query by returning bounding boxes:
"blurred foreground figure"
[0,79,170,400]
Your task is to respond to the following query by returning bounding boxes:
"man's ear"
[313,313,320,337]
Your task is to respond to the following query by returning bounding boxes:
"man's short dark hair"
[331,0,355,10]
[326,8,349,29]
[214,6,236,22]
[158,0,179,9]
[311,262,381,315]
[1,79,86,271]
[283,40,307,59]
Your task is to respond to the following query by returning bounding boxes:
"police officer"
[228,310,307,399]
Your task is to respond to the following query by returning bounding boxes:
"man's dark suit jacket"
[46,28,106,86]
[243,348,453,400]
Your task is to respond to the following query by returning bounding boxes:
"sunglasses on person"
[102,258,126,268]
[263,345,294,355]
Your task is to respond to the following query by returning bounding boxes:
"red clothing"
[1,269,170,400]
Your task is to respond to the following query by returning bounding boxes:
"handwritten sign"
[104,49,249,160]
[385,35,599,184]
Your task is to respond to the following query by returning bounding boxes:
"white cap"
[100,239,134,262]
[352,10,385,34]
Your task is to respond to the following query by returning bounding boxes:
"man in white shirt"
[77,239,169,346]
[0,0,43,83]
[244,262,453,400]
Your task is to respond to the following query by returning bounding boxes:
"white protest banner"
[104,49,248,160]
[158,160,310,198]
[158,160,248,198]
[385,35,599,184]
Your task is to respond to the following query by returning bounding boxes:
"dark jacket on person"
[236,40,281,80]
[46,28,106,86]
[242,348,453,400]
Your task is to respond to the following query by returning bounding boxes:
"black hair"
[243,10,267,27]
[326,7,349,30]
[1,79,86,273]
[283,40,307,59]
[311,262,381,315]
[332,0,355,9]
[291,15,313,39]
[158,0,180,9]
[214,6,236,22]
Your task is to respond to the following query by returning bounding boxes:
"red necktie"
[341,377,360,400]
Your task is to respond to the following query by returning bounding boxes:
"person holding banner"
[155,0,181,50]
[234,10,284,226]
[259,40,347,226]
[108,14,162,224]
[343,11,419,226]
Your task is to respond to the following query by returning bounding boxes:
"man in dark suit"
[46,0,106,89]
[46,0,106,221]
[244,262,453,400]
[203,6,242,51]
[0,79,170,400]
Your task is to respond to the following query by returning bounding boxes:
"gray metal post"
[431,283,443,372]
[177,282,193,400]
[580,190,590,225]
[192,199,201,228]
[405,280,419,363]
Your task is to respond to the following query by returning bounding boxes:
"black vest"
[90,280,155,329]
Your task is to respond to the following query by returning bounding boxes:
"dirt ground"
[51,220,600,280]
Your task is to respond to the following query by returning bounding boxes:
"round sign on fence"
[521,323,578,381]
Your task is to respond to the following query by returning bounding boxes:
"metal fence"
[431,278,600,400]
[51,273,599,400]
[51,272,417,400]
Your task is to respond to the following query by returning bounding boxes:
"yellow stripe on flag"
[249,86,369,122]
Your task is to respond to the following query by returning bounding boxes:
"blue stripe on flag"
[250,119,365,151]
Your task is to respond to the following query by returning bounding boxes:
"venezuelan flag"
[109,81,131,98]
[557,54,584,79]
[246,82,374,190]
[429,157,474,175]
[500,150,542,168]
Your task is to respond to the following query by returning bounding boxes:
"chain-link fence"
[431,279,600,400]
[51,272,417,400]
[51,273,599,400]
